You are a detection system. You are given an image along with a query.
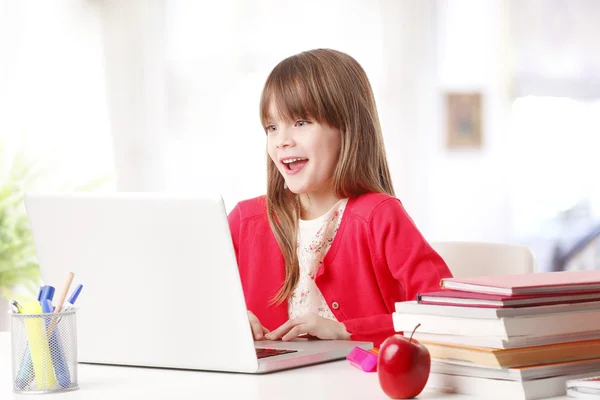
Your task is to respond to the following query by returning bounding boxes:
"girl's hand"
[265,313,351,341]
[248,310,270,340]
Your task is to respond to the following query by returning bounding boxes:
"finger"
[250,320,265,340]
[262,326,270,334]
[266,319,299,340]
[282,324,310,342]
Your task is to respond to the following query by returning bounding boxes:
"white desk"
[0,333,570,399]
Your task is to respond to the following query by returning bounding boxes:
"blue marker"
[40,286,55,303]
[56,284,83,326]
[64,284,83,310]
[41,299,71,388]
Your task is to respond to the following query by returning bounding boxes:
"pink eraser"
[346,346,378,372]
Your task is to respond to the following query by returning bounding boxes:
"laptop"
[23,192,372,373]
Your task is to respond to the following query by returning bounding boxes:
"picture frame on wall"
[446,92,483,150]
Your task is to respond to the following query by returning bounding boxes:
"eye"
[295,120,310,127]
[265,125,277,134]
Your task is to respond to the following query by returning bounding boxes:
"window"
[509,96,600,271]
[509,96,600,237]
[0,2,114,191]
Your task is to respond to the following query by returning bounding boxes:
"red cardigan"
[227,192,452,347]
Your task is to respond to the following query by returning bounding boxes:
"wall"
[1,0,519,245]
[375,0,514,244]
[424,0,513,243]
[377,0,437,234]
[95,0,516,245]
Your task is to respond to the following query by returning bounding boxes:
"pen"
[64,284,83,311]
[56,284,83,326]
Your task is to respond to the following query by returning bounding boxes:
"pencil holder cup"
[10,309,79,394]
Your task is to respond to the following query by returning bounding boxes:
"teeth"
[282,158,308,164]
[282,158,307,164]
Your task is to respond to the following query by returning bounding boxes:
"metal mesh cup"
[10,309,79,393]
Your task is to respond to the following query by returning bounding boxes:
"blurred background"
[1,0,600,324]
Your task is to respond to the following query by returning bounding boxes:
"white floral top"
[287,198,348,321]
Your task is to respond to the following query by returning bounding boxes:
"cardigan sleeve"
[342,198,452,347]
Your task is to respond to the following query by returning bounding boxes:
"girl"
[228,48,452,347]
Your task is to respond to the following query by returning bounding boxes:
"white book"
[395,300,600,320]
[427,371,600,400]
[431,358,600,381]
[392,309,600,339]
[565,375,600,398]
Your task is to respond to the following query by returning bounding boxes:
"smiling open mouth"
[282,158,309,172]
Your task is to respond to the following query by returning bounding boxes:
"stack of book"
[393,270,600,400]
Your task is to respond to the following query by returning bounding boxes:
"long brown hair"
[259,49,395,305]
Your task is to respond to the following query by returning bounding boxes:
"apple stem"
[408,323,421,343]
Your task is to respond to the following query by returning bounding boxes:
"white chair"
[430,241,536,278]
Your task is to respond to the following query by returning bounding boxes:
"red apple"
[377,324,431,399]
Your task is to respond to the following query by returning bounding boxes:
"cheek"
[266,142,277,163]
[323,136,342,166]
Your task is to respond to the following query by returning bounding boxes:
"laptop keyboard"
[255,348,298,359]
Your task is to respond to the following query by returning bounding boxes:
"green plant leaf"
[0,138,113,300]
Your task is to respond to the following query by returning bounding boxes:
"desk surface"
[0,333,571,399]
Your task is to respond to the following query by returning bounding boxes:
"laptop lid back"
[24,192,259,373]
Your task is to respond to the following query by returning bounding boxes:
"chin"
[283,180,311,195]
[285,185,307,195]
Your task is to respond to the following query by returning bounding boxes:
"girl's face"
[265,102,341,196]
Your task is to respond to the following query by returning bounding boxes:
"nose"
[275,126,294,149]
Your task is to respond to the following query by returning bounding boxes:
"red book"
[440,270,600,296]
[417,289,600,308]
